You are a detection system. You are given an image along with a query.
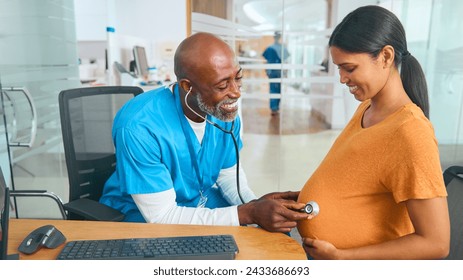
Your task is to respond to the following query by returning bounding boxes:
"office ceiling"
[233,0,327,33]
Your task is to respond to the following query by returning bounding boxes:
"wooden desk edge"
[8,219,307,260]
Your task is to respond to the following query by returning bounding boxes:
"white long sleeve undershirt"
[132,165,257,225]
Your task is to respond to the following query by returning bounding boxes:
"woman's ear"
[381,45,395,68]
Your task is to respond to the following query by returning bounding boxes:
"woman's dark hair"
[329,5,429,118]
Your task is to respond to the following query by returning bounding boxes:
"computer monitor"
[133,46,149,80]
[0,167,17,259]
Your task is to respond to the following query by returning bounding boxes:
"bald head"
[174,32,236,81]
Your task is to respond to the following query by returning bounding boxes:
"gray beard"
[196,93,238,122]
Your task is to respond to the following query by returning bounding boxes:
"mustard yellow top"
[297,100,447,249]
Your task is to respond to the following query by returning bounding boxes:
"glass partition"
[0,0,81,218]
[0,75,13,191]
[424,0,463,168]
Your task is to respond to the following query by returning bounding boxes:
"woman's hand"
[302,238,343,260]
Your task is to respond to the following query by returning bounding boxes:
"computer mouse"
[18,225,66,255]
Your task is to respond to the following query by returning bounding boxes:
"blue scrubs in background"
[263,43,290,113]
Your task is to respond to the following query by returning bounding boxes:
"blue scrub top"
[100,85,243,222]
[262,43,290,78]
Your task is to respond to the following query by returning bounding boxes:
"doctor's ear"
[179,80,192,93]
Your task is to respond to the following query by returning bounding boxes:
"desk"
[8,219,307,260]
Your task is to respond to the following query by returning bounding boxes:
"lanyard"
[172,84,208,207]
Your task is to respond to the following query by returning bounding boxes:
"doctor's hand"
[260,191,310,211]
[260,191,299,202]
[238,191,310,233]
[303,237,343,260]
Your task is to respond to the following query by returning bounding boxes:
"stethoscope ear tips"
[304,201,320,216]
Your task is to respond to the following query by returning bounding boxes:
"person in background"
[262,31,290,116]
[297,5,450,259]
[100,32,310,232]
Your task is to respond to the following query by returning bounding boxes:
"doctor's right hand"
[237,191,311,233]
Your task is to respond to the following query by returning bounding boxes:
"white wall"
[74,0,187,80]
[74,0,108,41]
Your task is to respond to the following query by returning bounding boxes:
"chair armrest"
[63,198,125,222]
[444,165,463,186]
[10,190,67,219]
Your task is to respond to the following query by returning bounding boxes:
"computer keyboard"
[56,234,239,260]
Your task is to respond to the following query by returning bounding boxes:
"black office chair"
[58,86,143,221]
[443,165,463,260]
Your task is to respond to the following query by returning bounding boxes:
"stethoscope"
[303,201,320,216]
[180,84,246,205]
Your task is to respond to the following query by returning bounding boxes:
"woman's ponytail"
[400,53,429,118]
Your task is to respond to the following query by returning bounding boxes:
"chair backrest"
[59,86,143,216]
[443,165,463,260]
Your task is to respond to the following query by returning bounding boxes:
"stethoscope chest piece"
[304,201,320,216]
